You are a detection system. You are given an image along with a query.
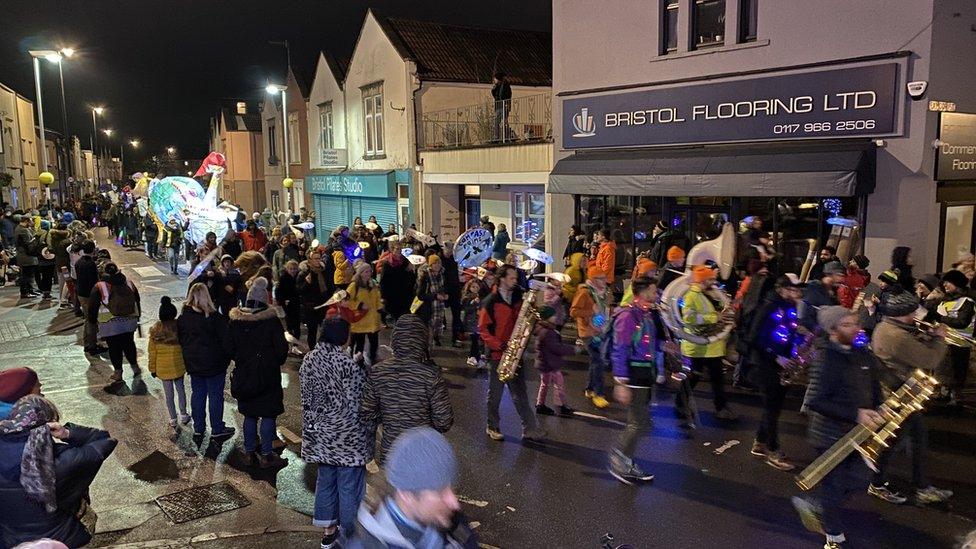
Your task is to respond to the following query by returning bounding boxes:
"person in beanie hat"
[935,270,975,406]
[415,254,448,346]
[347,262,383,364]
[225,277,289,468]
[914,273,945,317]
[838,255,871,309]
[148,296,189,429]
[793,306,883,548]
[570,264,612,409]
[533,305,576,418]
[346,427,477,549]
[657,246,686,291]
[801,261,844,331]
[0,367,41,420]
[863,269,908,334]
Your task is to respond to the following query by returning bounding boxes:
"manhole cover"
[155,482,250,524]
[0,321,29,343]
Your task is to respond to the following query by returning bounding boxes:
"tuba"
[497,281,543,383]
[659,223,736,345]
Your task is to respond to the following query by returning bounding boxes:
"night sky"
[0,0,550,169]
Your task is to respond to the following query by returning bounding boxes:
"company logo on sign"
[572,107,596,137]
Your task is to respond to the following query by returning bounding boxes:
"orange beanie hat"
[633,257,658,279]
[692,265,717,283]
[667,246,686,262]
[586,263,607,279]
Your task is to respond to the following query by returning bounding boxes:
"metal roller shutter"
[355,198,398,231]
[314,195,347,243]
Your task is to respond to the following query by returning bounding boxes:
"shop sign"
[928,101,957,112]
[563,63,900,149]
[319,148,348,167]
[307,172,395,198]
[936,112,976,181]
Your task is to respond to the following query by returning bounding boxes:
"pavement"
[0,228,974,549]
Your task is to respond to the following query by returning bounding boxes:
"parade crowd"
[0,192,975,549]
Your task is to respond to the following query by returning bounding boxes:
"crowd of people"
[1,191,975,548]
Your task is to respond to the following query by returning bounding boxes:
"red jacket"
[838,266,870,308]
[239,229,268,253]
[477,286,523,361]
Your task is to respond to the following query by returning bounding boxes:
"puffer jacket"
[595,240,617,283]
[225,305,289,418]
[533,323,573,373]
[872,317,946,389]
[838,266,870,309]
[347,281,383,333]
[177,306,230,377]
[300,343,373,466]
[361,315,453,462]
[805,340,881,449]
[333,250,353,286]
[679,284,727,358]
[0,424,117,548]
[148,321,187,381]
[562,252,585,302]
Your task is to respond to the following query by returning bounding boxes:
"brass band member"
[675,265,736,423]
[868,291,953,505]
[935,270,975,406]
[747,275,805,471]
[792,307,883,549]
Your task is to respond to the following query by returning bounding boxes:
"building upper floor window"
[267,123,278,164]
[318,102,334,150]
[362,82,384,157]
[739,0,758,42]
[236,102,247,115]
[662,1,679,54]
[288,112,301,164]
[694,0,725,49]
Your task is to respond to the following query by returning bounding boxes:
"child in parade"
[534,306,576,417]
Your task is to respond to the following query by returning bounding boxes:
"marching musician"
[746,274,805,471]
[479,264,545,442]
[793,306,883,549]
[607,277,661,485]
[675,265,737,423]
[935,270,975,407]
[800,261,844,331]
[868,291,953,505]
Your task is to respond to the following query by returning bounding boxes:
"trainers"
[714,407,738,421]
[750,440,768,458]
[590,394,610,409]
[791,496,825,534]
[916,485,953,504]
[536,404,555,416]
[179,414,191,426]
[868,483,907,504]
[521,428,546,441]
[558,405,576,417]
[765,451,796,471]
[608,454,654,485]
[486,427,504,441]
[321,529,339,549]
[211,427,236,441]
[257,452,289,469]
[466,357,478,367]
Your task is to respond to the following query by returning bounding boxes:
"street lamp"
[266,82,291,211]
[28,50,61,205]
[91,106,105,186]
[166,147,176,155]
[55,47,75,199]
[129,139,140,148]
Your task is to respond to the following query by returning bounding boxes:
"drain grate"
[0,321,29,343]
[155,481,251,524]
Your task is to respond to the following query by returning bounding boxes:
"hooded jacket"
[360,315,453,462]
[347,498,475,549]
[148,320,186,381]
[533,322,573,373]
[595,240,617,283]
[570,282,610,339]
[225,306,289,418]
[562,252,585,302]
[177,306,231,377]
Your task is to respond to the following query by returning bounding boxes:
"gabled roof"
[218,100,262,133]
[322,50,350,87]
[371,12,552,86]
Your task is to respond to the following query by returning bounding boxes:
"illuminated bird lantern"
[148,152,233,244]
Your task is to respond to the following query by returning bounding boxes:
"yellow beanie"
[427,254,441,266]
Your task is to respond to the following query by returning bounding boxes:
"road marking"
[45,384,107,395]
[0,321,29,343]
[458,496,489,507]
[571,410,627,427]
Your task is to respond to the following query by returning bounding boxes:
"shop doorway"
[671,204,732,245]
[465,198,481,231]
[940,203,976,272]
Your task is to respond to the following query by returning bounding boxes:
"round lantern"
[39,172,55,187]
[282,177,294,189]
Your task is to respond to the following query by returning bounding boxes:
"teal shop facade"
[307,169,412,242]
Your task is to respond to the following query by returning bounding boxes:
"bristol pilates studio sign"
[563,63,899,149]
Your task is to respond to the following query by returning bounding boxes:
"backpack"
[107,282,138,317]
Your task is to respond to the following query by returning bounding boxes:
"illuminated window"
[236,102,247,115]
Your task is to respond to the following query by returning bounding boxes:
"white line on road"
[572,410,628,427]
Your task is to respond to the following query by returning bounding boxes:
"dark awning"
[548,142,876,197]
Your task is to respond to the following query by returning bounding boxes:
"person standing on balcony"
[492,70,512,142]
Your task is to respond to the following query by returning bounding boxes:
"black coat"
[0,424,117,548]
[805,341,882,449]
[801,280,838,331]
[74,255,99,299]
[380,260,416,319]
[276,271,301,318]
[225,306,289,418]
[563,235,586,261]
[177,307,231,377]
[297,266,329,320]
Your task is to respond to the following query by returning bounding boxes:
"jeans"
[537,371,566,407]
[162,377,188,421]
[313,464,366,536]
[190,373,227,435]
[617,386,651,459]
[585,337,607,396]
[676,356,729,412]
[306,314,323,349]
[814,450,866,537]
[104,331,138,372]
[243,416,276,455]
[487,361,539,433]
[168,247,180,274]
[872,412,928,489]
[756,376,788,451]
[351,331,378,365]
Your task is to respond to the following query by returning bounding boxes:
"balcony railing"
[419,92,552,151]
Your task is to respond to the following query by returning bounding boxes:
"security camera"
[907,81,928,100]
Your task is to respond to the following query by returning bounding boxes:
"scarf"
[0,395,60,512]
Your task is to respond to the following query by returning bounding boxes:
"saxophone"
[795,369,938,491]
[777,332,818,386]
[497,282,542,383]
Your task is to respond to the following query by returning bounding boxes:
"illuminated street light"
[93,106,105,115]
[102,128,114,136]
[166,147,176,154]
[59,47,75,58]
[266,81,292,210]
[129,140,140,148]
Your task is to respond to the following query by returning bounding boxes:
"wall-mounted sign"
[936,112,976,181]
[563,63,900,150]
[307,171,395,198]
[928,101,956,113]
[320,148,348,167]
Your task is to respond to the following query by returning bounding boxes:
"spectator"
[14,215,39,298]
[361,315,453,463]
[222,230,243,261]
[890,246,915,291]
[593,228,617,284]
[162,218,183,275]
[276,260,302,350]
[178,284,235,441]
[808,246,839,282]
[491,223,510,260]
[491,70,512,142]
[0,395,117,548]
[74,241,105,356]
[837,255,870,309]
[148,296,189,429]
[0,368,42,420]
[301,318,372,546]
[94,263,142,386]
[415,255,448,346]
[563,225,587,266]
[225,277,289,468]
[239,220,268,254]
[378,241,416,322]
[347,263,382,365]
[299,251,330,349]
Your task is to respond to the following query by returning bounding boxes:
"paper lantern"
[283,177,294,189]
[39,172,55,186]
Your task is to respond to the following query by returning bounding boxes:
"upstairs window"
[662,1,679,54]
[739,0,758,42]
[267,123,278,164]
[288,111,300,163]
[318,101,334,149]
[236,102,247,115]
[694,0,725,49]
[362,82,384,157]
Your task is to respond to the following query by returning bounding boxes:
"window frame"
[661,0,680,54]
[288,111,301,164]
[692,0,726,50]
[739,0,758,42]
[362,82,385,158]
[267,122,278,164]
[318,101,334,150]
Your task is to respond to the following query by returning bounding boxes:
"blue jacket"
[801,280,838,331]
[491,229,510,259]
[805,341,882,449]
[0,401,12,420]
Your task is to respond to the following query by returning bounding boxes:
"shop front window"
[634,196,664,255]
[513,192,546,245]
[776,196,859,274]
[579,196,605,241]
[606,196,634,278]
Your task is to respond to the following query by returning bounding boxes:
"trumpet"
[914,319,976,347]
